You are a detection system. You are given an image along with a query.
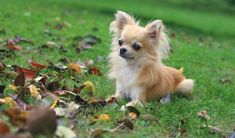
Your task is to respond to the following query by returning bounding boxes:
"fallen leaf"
[97,114,111,121]
[29,60,47,70]
[89,100,107,107]
[0,96,17,107]
[14,72,25,87]
[16,68,36,80]
[46,81,60,91]
[197,110,210,120]
[7,40,22,50]
[8,84,17,91]
[113,118,134,132]
[3,108,28,128]
[75,95,88,105]
[126,106,140,117]
[68,63,80,73]
[55,125,77,138]
[0,121,10,135]
[129,112,137,119]
[178,128,187,136]
[27,106,57,135]
[88,67,101,76]
[28,85,41,99]
[82,81,95,92]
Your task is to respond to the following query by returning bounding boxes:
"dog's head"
[110,11,170,63]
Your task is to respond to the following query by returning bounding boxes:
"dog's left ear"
[110,11,136,35]
[145,20,163,39]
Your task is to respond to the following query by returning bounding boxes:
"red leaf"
[29,60,47,70]
[88,67,101,76]
[0,121,10,135]
[7,40,22,51]
[16,68,36,80]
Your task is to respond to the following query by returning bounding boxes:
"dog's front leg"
[111,81,124,99]
[120,87,145,111]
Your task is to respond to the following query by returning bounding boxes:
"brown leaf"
[7,40,22,50]
[27,106,57,135]
[3,108,28,128]
[14,72,25,87]
[197,110,210,120]
[46,81,60,91]
[116,118,134,130]
[88,67,101,76]
[0,121,10,135]
[75,95,88,105]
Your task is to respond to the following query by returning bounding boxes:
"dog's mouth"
[119,54,135,60]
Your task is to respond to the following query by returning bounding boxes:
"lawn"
[0,0,235,137]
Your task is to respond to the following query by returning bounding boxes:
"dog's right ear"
[110,11,136,35]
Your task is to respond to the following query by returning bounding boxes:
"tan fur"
[108,11,194,107]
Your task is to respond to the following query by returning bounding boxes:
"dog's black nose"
[120,48,127,54]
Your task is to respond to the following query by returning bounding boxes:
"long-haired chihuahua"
[108,11,194,110]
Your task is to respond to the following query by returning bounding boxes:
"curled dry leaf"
[197,110,211,120]
[219,77,232,84]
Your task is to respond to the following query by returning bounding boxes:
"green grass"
[0,0,235,137]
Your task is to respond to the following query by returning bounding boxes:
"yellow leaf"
[83,81,95,92]
[28,85,41,99]
[50,100,58,109]
[179,67,184,73]
[97,114,111,121]
[129,112,137,119]
[68,63,80,73]
[4,97,17,107]
[8,84,17,91]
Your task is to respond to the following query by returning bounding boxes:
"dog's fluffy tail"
[175,79,194,96]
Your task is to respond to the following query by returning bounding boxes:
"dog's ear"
[110,11,136,34]
[145,20,163,39]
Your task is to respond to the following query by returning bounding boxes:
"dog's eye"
[132,43,141,50]
[118,39,123,46]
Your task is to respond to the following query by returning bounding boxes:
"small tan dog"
[108,11,194,109]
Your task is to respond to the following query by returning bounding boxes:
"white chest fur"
[110,57,142,100]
